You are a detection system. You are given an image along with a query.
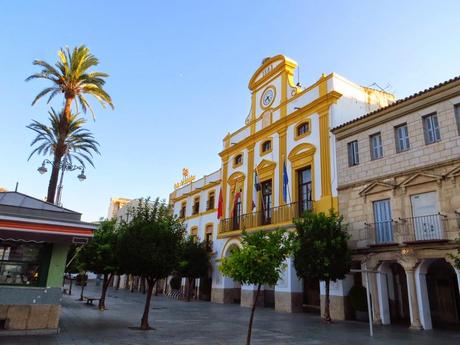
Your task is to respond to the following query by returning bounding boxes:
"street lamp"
[37,158,87,206]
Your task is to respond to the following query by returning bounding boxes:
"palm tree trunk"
[323,279,331,322]
[140,277,156,330]
[246,284,261,345]
[46,151,62,203]
[64,97,74,122]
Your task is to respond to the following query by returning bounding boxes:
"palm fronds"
[27,108,100,168]
[26,45,114,119]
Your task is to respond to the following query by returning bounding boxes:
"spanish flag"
[217,189,223,219]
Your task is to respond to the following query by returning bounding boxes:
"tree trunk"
[69,275,73,295]
[46,151,62,204]
[140,278,156,330]
[246,284,261,345]
[323,279,331,322]
[99,273,112,310]
[64,96,73,122]
[187,277,194,302]
[79,273,86,301]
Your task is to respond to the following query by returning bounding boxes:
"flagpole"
[282,155,292,205]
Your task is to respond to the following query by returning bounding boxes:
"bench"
[82,296,100,305]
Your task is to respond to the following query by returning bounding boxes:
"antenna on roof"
[369,82,391,92]
[15,182,18,192]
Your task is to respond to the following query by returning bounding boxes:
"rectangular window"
[423,113,441,144]
[394,123,410,152]
[261,180,272,225]
[207,192,215,210]
[455,104,460,135]
[297,167,312,216]
[0,242,50,286]
[370,133,383,160]
[193,198,200,215]
[372,199,393,244]
[180,202,186,218]
[347,140,359,166]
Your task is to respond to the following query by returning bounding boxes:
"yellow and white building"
[169,55,395,312]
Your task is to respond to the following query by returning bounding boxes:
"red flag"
[231,191,241,217]
[217,189,223,219]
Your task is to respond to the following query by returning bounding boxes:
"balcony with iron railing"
[361,214,457,248]
[219,201,313,234]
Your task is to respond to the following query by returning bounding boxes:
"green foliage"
[117,198,185,280]
[77,219,119,275]
[26,45,114,120]
[27,108,100,168]
[293,210,351,283]
[348,285,368,312]
[178,237,210,280]
[219,229,293,286]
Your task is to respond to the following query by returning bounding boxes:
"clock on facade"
[261,87,275,108]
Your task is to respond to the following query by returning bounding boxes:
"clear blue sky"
[1,1,459,221]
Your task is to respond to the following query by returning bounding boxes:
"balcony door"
[410,192,442,240]
[297,167,312,216]
[373,199,393,244]
[232,195,242,230]
[261,180,272,225]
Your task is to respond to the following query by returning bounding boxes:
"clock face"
[261,87,275,108]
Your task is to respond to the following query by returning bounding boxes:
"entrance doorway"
[426,260,460,329]
[389,263,410,325]
[302,278,320,313]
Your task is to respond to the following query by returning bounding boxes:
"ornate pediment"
[359,181,395,196]
[288,143,316,169]
[256,159,276,181]
[399,172,442,189]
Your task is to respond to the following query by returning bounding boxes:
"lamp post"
[37,157,86,206]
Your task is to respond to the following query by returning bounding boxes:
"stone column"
[400,261,423,330]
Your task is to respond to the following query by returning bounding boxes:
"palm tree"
[26,45,114,121]
[27,108,100,203]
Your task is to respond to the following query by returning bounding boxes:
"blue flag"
[283,160,289,203]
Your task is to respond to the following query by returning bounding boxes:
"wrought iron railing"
[399,214,448,242]
[220,201,313,233]
[363,214,450,246]
[365,220,397,245]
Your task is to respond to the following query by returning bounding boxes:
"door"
[410,192,442,240]
[373,199,393,244]
[261,180,272,225]
[297,167,312,216]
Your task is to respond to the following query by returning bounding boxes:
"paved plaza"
[3,283,460,345]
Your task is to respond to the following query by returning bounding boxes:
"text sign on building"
[174,168,196,189]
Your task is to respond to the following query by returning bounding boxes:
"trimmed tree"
[77,219,119,310]
[178,237,210,301]
[219,229,292,345]
[293,210,351,322]
[117,198,184,330]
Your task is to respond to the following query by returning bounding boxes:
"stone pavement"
[3,283,460,345]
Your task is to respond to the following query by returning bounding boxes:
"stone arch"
[425,259,460,328]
